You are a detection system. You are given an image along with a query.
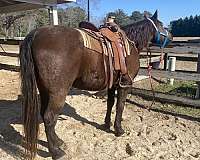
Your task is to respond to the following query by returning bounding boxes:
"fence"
[0,38,200,107]
[134,38,200,107]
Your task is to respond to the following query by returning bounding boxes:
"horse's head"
[145,10,173,48]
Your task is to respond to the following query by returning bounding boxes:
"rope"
[146,47,155,110]
[145,47,166,110]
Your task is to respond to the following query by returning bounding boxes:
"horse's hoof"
[103,122,113,131]
[104,122,113,128]
[51,148,66,160]
[115,129,125,137]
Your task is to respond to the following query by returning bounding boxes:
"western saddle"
[79,21,135,88]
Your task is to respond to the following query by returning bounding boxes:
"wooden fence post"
[48,6,58,25]
[195,53,200,99]
[168,57,176,85]
[164,52,168,70]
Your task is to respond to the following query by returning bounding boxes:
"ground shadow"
[0,97,52,159]
[0,98,24,159]
[126,99,200,122]
[166,86,196,99]
[61,103,110,132]
[0,92,108,159]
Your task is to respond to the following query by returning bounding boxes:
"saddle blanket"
[75,28,131,56]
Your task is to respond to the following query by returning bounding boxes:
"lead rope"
[146,46,165,110]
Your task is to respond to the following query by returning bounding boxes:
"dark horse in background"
[20,11,171,159]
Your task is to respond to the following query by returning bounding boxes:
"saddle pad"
[75,28,103,53]
[75,28,132,56]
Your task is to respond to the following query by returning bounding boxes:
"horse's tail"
[19,30,39,159]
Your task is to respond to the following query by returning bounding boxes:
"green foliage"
[170,15,200,36]
[106,10,152,27]
[0,6,87,38]
[58,7,87,28]
[106,9,130,27]
[130,11,143,22]
[35,9,49,28]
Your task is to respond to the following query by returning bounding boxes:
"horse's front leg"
[104,86,116,130]
[114,87,129,136]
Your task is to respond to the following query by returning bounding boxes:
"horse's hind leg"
[42,92,67,159]
[40,89,64,148]
[104,86,116,130]
[114,87,128,136]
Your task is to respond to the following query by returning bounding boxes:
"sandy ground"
[0,71,200,160]
[0,45,200,160]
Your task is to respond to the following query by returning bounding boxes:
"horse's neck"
[124,21,154,52]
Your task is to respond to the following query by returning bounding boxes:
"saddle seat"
[79,21,100,32]
[79,21,134,88]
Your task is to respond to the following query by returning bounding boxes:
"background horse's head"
[122,10,172,51]
[146,10,173,48]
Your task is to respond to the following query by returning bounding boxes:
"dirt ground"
[0,45,200,160]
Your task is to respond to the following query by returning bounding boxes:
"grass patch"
[155,80,197,98]
[153,103,200,119]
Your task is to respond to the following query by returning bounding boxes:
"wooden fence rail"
[0,38,200,107]
[139,68,200,81]
[130,87,200,108]
[0,51,19,57]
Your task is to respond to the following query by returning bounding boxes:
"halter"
[147,18,170,48]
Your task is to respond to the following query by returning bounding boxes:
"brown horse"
[20,11,171,159]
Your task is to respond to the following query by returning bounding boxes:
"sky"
[65,0,200,27]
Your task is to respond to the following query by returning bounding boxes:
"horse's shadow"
[60,89,107,129]
[0,90,107,159]
[0,98,25,159]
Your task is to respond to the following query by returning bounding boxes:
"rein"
[145,18,169,109]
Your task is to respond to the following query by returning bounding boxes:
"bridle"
[147,18,170,48]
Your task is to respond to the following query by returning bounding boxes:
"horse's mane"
[122,19,155,51]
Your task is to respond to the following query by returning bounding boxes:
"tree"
[61,0,101,22]
[170,15,200,36]
[130,11,143,22]
[0,9,50,38]
[105,10,152,27]
[0,14,25,38]
[34,9,49,28]
[58,7,87,27]
[106,9,130,27]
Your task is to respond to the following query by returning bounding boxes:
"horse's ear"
[144,12,148,19]
[152,10,158,19]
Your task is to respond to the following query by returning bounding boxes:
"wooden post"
[164,52,168,70]
[87,0,90,21]
[48,6,58,25]
[168,57,176,85]
[195,53,200,99]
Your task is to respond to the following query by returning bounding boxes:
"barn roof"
[0,0,76,14]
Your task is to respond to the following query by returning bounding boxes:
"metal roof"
[0,0,76,14]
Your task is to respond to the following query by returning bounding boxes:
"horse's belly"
[73,71,106,91]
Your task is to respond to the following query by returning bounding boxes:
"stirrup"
[119,74,133,88]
